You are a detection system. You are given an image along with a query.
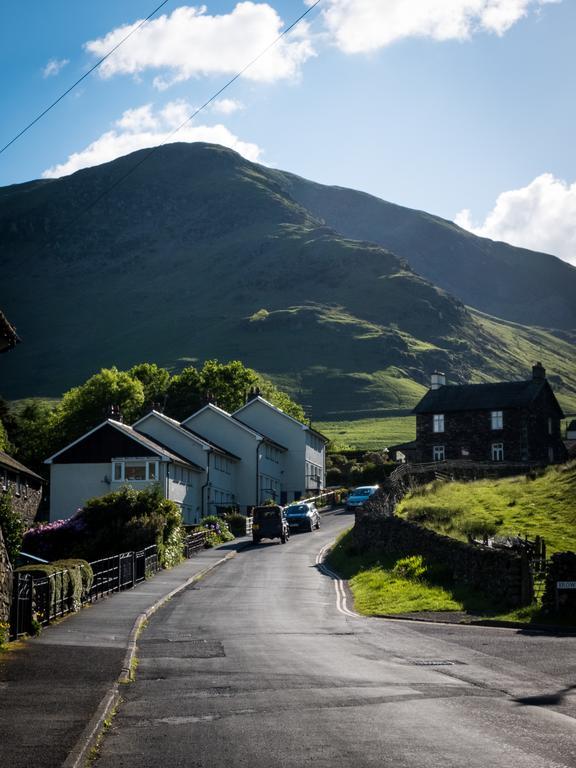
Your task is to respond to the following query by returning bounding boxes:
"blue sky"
[1,1,575,263]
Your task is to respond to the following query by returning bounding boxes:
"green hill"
[1,142,574,430]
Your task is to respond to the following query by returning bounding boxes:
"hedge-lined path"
[0,540,249,768]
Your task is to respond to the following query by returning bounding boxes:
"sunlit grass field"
[315,415,416,450]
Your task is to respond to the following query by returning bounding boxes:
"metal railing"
[183,531,207,558]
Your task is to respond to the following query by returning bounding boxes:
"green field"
[315,415,415,450]
[397,461,576,554]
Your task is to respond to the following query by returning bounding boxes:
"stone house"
[0,450,43,527]
[412,363,566,464]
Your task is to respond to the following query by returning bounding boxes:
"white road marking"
[316,543,360,618]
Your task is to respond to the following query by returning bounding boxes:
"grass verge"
[326,529,576,626]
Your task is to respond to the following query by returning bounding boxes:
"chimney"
[532,362,546,380]
[107,404,123,422]
[247,386,261,403]
[430,371,446,390]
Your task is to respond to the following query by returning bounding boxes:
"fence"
[9,531,207,641]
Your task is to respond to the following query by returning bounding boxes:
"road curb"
[62,550,235,768]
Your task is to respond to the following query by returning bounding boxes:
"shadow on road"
[513,684,576,708]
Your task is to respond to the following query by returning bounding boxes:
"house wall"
[416,399,566,464]
[165,465,201,525]
[235,401,325,501]
[1,467,42,527]
[184,409,258,509]
[50,463,112,521]
[135,414,238,515]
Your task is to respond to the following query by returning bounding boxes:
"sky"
[1,0,575,265]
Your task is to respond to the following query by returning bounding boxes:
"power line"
[0,0,174,157]
[60,0,323,226]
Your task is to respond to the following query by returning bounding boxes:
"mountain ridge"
[1,142,574,421]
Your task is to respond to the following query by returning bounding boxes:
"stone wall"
[0,526,12,626]
[353,509,532,608]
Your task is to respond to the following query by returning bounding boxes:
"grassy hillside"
[1,142,575,437]
[397,461,576,553]
[276,169,576,330]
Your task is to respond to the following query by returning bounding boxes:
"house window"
[433,414,445,433]
[1,468,6,491]
[432,445,445,461]
[548,418,553,435]
[491,443,504,461]
[112,460,159,482]
[491,411,503,430]
[548,446,554,463]
[15,473,21,496]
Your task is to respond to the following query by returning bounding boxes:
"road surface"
[95,509,576,767]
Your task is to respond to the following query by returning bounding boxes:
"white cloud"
[84,2,315,86]
[42,100,263,178]
[42,58,69,78]
[312,0,560,54]
[455,173,576,266]
[212,98,244,115]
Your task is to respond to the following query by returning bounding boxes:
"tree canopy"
[5,359,306,472]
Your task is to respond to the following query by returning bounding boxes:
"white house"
[181,403,287,508]
[45,397,328,522]
[232,395,328,502]
[45,419,204,523]
[133,410,239,519]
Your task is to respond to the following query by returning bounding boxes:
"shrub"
[457,518,498,541]
[23,486,185,568]
[198,515,234,545]
[52,559,93,609]
[0,491,25,564]
[405,505,460,526]
[392,555,427,581]
[225,513,248,537]
[0,621,9,649]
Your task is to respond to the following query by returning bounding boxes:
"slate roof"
[413,378,563,416]
[0,450,43,481]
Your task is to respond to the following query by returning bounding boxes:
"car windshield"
[286,505,308,515]
[354,488,373,496]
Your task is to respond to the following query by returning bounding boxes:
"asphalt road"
[95,510,576,767]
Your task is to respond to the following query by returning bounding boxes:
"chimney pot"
[532,362,546,380]
[430,371,446,390]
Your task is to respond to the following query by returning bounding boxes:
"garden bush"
[225,513,248,537]
[23,486,185,567]
[392,555,427,581]
[198,515,234,547]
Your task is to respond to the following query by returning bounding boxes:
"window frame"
[432,445,445,461]
[432,414,445,433]
[491,443,504,461]
[490,410,503,431]
[112,460,160,483]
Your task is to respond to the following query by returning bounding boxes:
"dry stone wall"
[0,526,12,625]
[355,488,533,608]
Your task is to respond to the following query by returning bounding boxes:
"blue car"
[284,502,321,532]
[345,485,378,511]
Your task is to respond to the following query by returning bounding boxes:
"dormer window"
[433,414,445,433]
[490,411,503,430]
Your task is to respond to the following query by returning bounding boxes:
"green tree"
[129,363,170,410]
[199,360,259,414]
[165,366,203,421]
[10,400,54,474]
[52,367,145,448]
[0,420,9,452]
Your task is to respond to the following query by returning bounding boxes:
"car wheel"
[252,535,260,544]
[316,519,320,529]
[280,532,287,544]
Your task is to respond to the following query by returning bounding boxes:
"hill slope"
[1,142,575,422]
[274,171,576,331]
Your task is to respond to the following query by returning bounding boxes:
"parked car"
[252,505,290,544]
[345,485,378,511]
[284,502,321,532]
